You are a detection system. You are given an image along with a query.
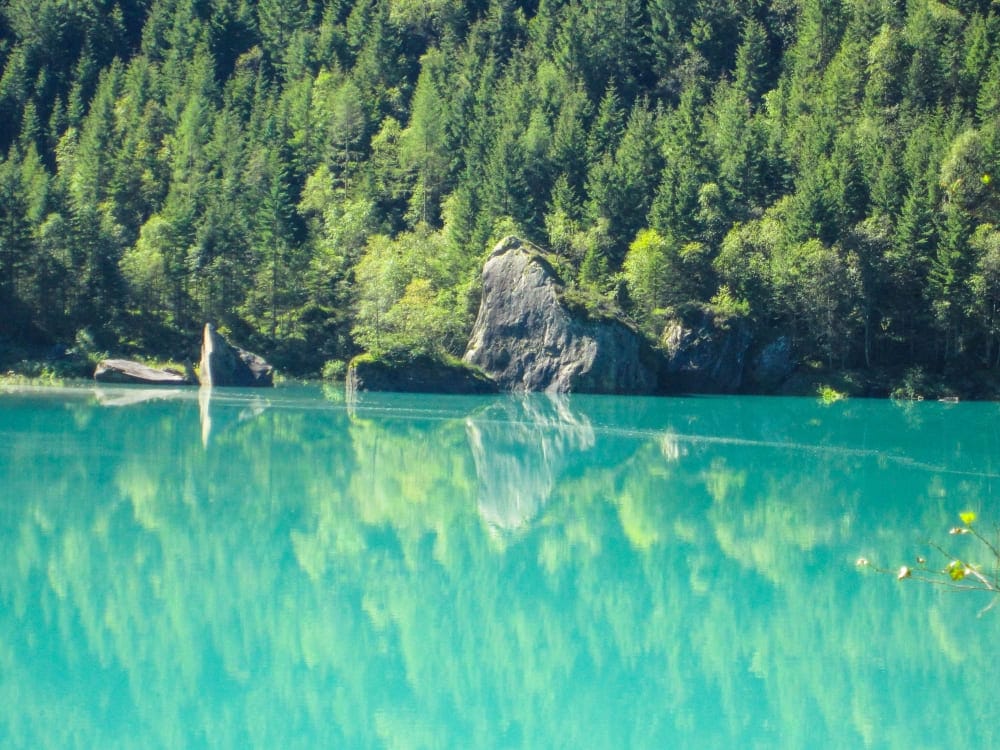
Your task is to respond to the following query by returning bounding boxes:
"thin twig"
[968,525,1000,564]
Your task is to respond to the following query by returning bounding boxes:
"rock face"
[660,310,752,393]
[463,237,659,394]
[346,354,498,395]
[94,359,194,386]
[199,324,274,387]
[746,335,796,391]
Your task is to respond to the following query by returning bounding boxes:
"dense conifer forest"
[0,0,998,389]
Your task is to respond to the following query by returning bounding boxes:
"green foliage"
[817,383,846,404]
[968,225,1000,365]
[709,284,750,319]
[558,282,621,325]
[622,228,670,330]
[321,358,347,380]
[890,365,935,401]
[120,214,170,310]
[351,227,472,358]
[0,0,998,384]
[621,228,718,335]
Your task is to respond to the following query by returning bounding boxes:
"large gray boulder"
[463,237,659,394]
[199,324,274,387]
[94,358,195,386]
[660,309,752,393]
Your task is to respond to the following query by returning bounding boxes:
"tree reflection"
[1,388,1000,747]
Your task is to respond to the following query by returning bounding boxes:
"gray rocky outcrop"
[745,335,796,391]
[660,310,752,393]
[199,323,274,387]
[346,354,498,395]
[94,358,195,386]
[463,236,659,394]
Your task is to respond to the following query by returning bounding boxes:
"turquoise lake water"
[1,384,999,749]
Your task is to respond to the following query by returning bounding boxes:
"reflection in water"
[94,386,192,408]
[659,430,687,462]
[466,394,594,531]
[90,383,273,448]
[198,386,270,447]
[1,387,1000,748]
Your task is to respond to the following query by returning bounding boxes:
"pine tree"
[0,155,34,320]
[863,23,907,115]
[364,115,408,229]
[928,203,975,361]
[59,61,128,332]
[586,99,662,263]
[482,119,532,235]
[246,139,302,340]
[734,18,771,111]
[586,83,625,165]
[400,50,453,227]
[651,84,712,243]
[968,226,1000,366]
[187,105,254,326]
[548,82,591,196]
[257,0,310,77]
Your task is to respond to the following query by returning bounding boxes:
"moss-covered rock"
[346,353,498,395]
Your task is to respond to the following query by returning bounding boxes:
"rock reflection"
[659,431,687,462]
[466,394,594,532]
[94,386,191,408]
[198,386,270,447]
[4,390,1000,748]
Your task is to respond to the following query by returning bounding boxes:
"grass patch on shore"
[0,367,67,387]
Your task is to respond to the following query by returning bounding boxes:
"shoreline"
[4,354,999,402]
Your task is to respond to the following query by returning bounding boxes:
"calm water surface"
[1,384,999,749]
